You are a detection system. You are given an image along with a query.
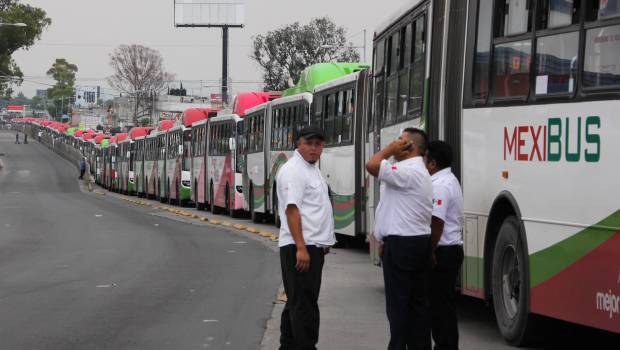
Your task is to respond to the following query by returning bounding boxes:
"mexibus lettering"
[503,116,601,162]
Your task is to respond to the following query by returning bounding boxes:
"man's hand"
[296,246,310,272]
[386,139,413,155]
[378,243,384,259]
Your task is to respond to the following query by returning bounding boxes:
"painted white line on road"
[95,214,103,217]
[232,241,247,244]
[227,250,236,253]
[202,319,219,323]
[96,283,116,288]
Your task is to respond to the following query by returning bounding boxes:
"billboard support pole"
[222,26,229,105]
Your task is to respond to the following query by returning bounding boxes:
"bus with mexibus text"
[372,0,620,344]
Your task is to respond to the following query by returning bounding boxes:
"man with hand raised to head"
[276,125,336,350]
[367,128,433,350]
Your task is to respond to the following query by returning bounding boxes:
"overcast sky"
[14,0,411,99]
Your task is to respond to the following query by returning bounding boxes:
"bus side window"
[410,15,425,112]
[343,88,354,143]
[335,90,344,144]
[313,95,322,127]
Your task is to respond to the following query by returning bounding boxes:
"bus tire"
[195,180,205,210]
[492,216,540,346]
[227,185,239,218]
[250,185,263,223]
[273,186,281,229]
[210,183,221,215]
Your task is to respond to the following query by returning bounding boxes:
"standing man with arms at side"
[366,128,433,350]
[276,125,336,350]
[426,140,464,350]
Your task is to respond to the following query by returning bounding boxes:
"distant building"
[36,89,47,98]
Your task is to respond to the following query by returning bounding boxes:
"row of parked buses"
[18,0,620,345]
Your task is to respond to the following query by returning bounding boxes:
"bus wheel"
[250,186,262,223]
[492,216,540,346]
[195,180,204,210]
[210,183,221,214]
[227,185,239,218]
[273,188,281,229]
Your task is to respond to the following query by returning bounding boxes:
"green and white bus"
[243,63,368,225]
[372,0,620,344]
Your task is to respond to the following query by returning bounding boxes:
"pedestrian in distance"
[366,127,433,350]
[15,132,20,144]
[37,130,42,142]
[425,140,464,350]
[276,125,336,350]
[23,133,28,144]
[79,157,86,180]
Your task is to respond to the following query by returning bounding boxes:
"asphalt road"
[0,130,281,349]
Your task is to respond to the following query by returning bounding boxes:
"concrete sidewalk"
[260,246,389,350]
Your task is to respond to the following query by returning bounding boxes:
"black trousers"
[383,235,432,350]
[280,244,325,350]
[430,245,464,350]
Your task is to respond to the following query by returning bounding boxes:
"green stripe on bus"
[530,210,620,287]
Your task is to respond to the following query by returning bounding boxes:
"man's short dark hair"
[427,140,453,170]
[403,127,428,154]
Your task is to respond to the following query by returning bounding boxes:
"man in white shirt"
[366,128,433,350]
[426,141,464,350]
[276,125,336,350]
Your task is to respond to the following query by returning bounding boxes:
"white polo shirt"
[373,156,433,242]
[276,150,336,248]
[431,167,464,246]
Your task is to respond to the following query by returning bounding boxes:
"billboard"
[74,86,100,108]
[174,0,245,27]
[7,105,24,111]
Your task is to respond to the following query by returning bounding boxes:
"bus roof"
[182,108,219,127]
[231,91,281,117]
[283,63,370,96]
[244,102,268,116]
[314,71,362,93]
[158,119,175,131]
[115,133,129,143]
[374,0,425,38]
[130,127,152,139]
[209,113,243,124]
[271,92,313,107]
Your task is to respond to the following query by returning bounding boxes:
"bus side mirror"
[178,145,183,156]
[229,137,236,151]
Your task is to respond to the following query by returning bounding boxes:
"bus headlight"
[236,185,243,193]
[182,180,191,188]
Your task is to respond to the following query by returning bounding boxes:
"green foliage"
[137,117,151,127]
[0,1,51,96]
[46,58,78,119]
[251,17,361,91]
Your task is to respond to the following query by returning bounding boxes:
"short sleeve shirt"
[373,156,433,242]
[276,150,336,248]
[431,168,464,246]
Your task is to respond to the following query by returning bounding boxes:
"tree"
[107,44,174,125]
[46,58,78,119]
[0,1,51,96]
[251,17,360,91]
